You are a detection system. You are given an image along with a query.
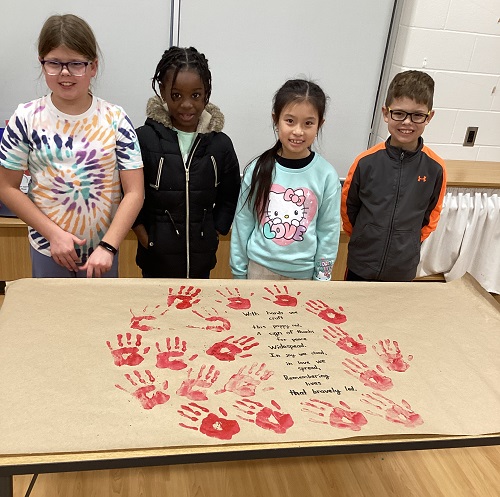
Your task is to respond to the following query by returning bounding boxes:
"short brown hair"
[385,70,434,110]
[38,14,100,62]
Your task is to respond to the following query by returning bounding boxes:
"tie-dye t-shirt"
[0,94,143,262]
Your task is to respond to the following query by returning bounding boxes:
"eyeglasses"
[40,60,91,77]
[387,108,430,124]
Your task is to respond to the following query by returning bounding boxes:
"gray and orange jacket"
[341,137,446,281]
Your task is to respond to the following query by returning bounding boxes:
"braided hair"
[152,46,212,104]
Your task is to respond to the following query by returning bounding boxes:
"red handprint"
[166,285,201,309]
[306,300,347,324]
[187,308,231,333]
[233,399,294,434]
[206,335,259,362]
[361,392,423,427]
[323,326,366,355]
[176,364,220,401]
[129,305,167,331]
[216,287,254,310]
[178,403,240,440]
[263,284,300,307]
[115,369,170,410]
[373,339,413,372]
[216,362,274,397]
[343,357,393,391]
[301,399,368,431]
[155,336,197,370]
[106,333,151,367]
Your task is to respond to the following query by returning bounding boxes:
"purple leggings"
[30,246,119,278]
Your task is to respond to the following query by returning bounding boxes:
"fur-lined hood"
[145,95,225,133]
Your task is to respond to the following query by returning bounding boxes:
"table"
[1,277,499,497]
[2,433,500,497]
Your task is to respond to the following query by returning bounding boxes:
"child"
[230,79,341,281]
[341,70,447,282]
[133,46,241,278]
[0,14,144,278]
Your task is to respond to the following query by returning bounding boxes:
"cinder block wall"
[375,0,500,162]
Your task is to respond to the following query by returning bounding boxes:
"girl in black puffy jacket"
[133,46,241,278]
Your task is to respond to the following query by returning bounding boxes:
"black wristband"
[98,240,118,255]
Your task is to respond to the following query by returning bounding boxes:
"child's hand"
[80,245,114,277]
[133,224,149,249]
[48,230,86,272]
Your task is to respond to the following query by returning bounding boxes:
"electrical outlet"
[463,127,478,147]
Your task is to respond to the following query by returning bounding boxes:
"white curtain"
[417,188,500,294]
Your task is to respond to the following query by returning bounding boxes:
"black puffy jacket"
[135,97,241,278]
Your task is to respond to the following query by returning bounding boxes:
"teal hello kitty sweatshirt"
[230,153,341,280]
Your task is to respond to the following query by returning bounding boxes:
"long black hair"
[245,79,327,220]
[152,46,212,104]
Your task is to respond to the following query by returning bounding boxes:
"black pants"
[142,271,210,279]
[345,269,371,281]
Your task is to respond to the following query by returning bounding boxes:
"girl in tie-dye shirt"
[0,14,143,277]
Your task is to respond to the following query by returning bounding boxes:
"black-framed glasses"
[387,108,430,124]
[40,60,91,77]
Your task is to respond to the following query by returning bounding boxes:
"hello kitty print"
[262,185,318,246]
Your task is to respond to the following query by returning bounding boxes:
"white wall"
[0,1,170,128]
[375,0,500,162]
[0,1,395,179]
[178,0,395,178]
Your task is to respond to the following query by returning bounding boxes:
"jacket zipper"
[378,151,404,279]
[200,209,207,238]
[184,136,202,277]
[165,210,180,236]
[211,156,218,187]
[150,157,164,190]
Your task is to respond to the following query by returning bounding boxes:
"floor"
[11,445,500,497]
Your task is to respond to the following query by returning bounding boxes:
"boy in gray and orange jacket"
[341,70,446,281]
